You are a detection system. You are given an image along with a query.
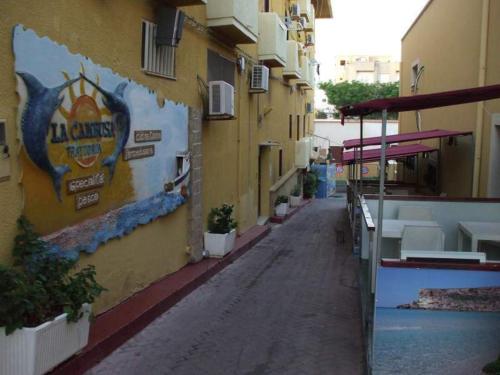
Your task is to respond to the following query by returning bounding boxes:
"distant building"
[333,55,400,84]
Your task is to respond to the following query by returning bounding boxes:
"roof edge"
[401,0,434,41]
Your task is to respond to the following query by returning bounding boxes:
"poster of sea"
[374,266,500,375]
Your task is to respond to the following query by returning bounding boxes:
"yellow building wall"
[0,0,318,313]
[400,0,500,197]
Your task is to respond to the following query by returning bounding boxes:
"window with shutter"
[141,20,176,79]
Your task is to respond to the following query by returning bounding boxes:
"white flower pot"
[0,304,91,375]
[204,229,237,258]
[275,202,289,217]
[289,195,302,207]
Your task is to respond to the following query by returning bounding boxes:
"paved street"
[87,198,365,375]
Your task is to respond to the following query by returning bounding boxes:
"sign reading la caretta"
[14,25,191,257]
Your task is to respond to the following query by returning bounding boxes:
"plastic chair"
[401,225,445,252]
[397,206,433,221]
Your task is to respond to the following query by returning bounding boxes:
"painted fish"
[81,74,130,181]
[17,72,79,201]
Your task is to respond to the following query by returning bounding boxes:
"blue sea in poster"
[374,308,500,375]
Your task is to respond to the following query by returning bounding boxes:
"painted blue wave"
[49,192,186,260]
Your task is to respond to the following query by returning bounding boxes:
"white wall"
[313,119,399,149]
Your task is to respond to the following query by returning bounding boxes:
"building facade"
[333,55,400,84]
[0,0,332,314]
[400,0,500,197]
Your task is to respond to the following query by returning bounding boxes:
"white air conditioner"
[299,17,306,29]
[290,4,301,20]
[305,34,314,46]
[209,81,234,117]
[250,65,270,93]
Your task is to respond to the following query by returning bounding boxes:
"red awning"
[339,83,500,117]
[343,129,472,149]
[342,144,437,164]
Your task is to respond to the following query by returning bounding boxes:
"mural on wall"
[13,25,190,258]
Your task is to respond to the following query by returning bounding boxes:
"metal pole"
[353,147,358,245]
[372,109,387,294]
[360,116,364,195]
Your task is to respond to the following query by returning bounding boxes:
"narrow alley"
[87,198,365,375]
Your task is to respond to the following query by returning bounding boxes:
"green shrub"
[274,195,289,206]
[290,184,301,197]
[303,171,319,198]
[0,216,106,335]
[207,204,238,234]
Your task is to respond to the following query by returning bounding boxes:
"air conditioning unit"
[250,65,270,93]
[299,17,306,29]
[306,102,313,113]
[290,4,301,20]
[305,34,314,46]
[283,16,292,29]
[209,81,234,117]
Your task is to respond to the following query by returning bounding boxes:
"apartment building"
[0,0,332,314]
[334,55,400,84]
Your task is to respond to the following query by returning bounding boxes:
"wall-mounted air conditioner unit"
[298,17,306,29]
[306,102,313,113]
[290,4,301,20]
[250,65,270,93]
[305,34,314,46]
[209,81,234,117]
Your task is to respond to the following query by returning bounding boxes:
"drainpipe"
[373,109,387,294]
[472,0,490,197]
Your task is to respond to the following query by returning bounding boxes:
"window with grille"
[141,20,176,78]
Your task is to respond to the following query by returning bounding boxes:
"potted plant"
[204,204,238,258]
[303,170,319,199]
[274,195,289,217]
[289,184,302,207]
[0,217,106,375]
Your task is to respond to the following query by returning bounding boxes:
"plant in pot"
[289,184,302,207]
[0,216,106,375]
[303,171,319,199]
[204,204,238,258]
[274,195,289,217]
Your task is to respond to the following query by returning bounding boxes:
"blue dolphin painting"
[17,72,79,201]
[81,74,130,181]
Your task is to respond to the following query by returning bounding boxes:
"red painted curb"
[50,224,271,375]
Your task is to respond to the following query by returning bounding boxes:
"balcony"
[296,56,312,89]
[206,0,258,44]
[304,5,315,32]
[282,41,301,79]
[298,0,313,22]
[258,12,287,67]
[163,0,207,6]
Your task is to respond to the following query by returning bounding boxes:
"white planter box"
[289,195,302,207]
[204,229,237,258]
[275,202,289,216]
[0,304,91,375]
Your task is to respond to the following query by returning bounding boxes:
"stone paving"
[86,198,365,375]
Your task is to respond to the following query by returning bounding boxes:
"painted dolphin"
[81,74,130,181]
[17,72,79,201]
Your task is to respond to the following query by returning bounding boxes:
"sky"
[315,0,429,82]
